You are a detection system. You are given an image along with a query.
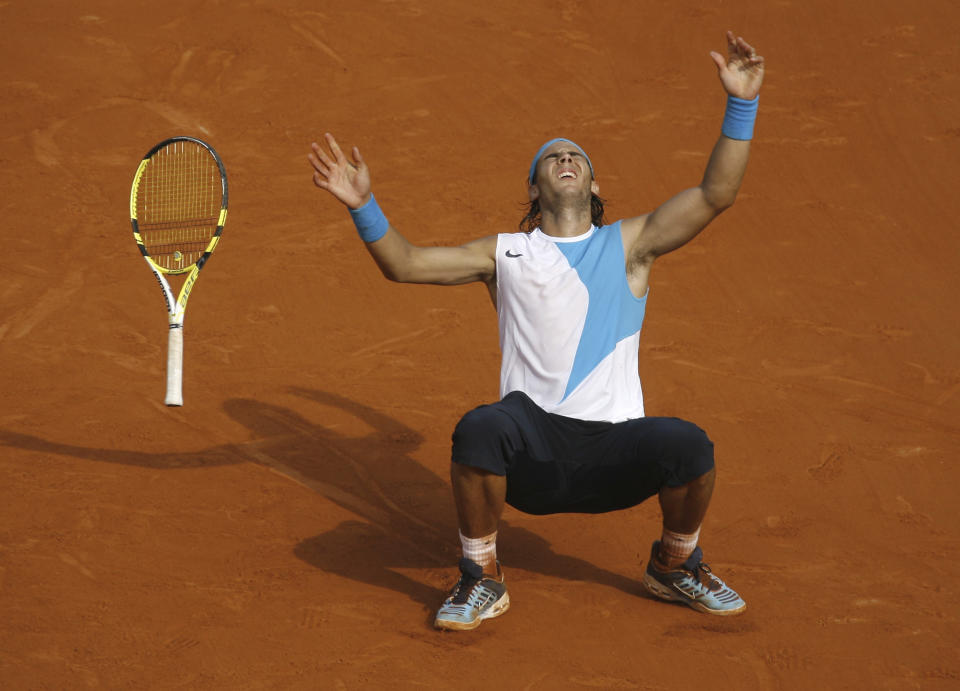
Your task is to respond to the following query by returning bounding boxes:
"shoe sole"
[641,573,746,616]
[434,592,511,631]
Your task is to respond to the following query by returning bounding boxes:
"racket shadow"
[0,428,235,468]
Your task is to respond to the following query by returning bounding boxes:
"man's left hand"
[711,31,765,100]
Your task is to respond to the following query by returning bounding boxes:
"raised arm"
[624,32,765,269]
[308,133,496,285]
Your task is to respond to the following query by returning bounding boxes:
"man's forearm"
[699,92,758,210]
[700,135,751,212]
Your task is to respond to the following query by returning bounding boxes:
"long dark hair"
[518,193,607,233]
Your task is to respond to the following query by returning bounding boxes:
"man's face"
[530,142,598,204]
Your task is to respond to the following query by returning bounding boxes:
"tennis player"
[309,31,764,629]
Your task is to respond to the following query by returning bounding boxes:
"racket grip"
[165,326,184,406]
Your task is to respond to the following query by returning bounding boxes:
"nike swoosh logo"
[505,250,523,258]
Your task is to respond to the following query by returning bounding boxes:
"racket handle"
[165,326,184,406]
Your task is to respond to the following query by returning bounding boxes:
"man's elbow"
[703,185,739,214]
[711,196,736,214]
[381,265,413,283]
[371,255,411,283]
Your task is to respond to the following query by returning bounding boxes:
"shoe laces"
[689,560,723,593]
[448,557,485,605]
[450,575,482,605]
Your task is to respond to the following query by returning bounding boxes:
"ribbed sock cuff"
[460,530,497,569]
[659,527,700,567]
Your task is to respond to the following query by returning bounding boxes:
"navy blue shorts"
[451,391,715,515]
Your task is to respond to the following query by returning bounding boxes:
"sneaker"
[434,557,510,631]
[642,541,746,616]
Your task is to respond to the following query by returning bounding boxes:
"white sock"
[659,527,700,568]
[459,530,497,572]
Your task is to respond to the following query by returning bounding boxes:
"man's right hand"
[309,133,371,210]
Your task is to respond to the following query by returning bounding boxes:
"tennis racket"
[130,136,228,406]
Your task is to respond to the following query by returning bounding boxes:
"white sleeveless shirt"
[495,222,648,423]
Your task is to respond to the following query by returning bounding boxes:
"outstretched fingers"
[725,29,738,55]
[324,131,348,163]
[310,139,337,171]
[307,134,372,207]
[712,30,765,98]
[737,37,758,59]
[312,135,366,175]
[308,145,330,175]
[308,144,333,190]
[728,32,763,69]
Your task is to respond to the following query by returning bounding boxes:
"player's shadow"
[0,387,642,614]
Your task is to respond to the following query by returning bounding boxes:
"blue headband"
[528,138,594,184]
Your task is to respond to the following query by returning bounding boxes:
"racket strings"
[137,140,224,270]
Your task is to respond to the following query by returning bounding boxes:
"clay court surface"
[2,1,959,688]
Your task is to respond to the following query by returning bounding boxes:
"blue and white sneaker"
[642,541,746,615]
[434,557,510,631]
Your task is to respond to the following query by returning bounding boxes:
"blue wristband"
[721,95,759,140]
[349,194,389,243]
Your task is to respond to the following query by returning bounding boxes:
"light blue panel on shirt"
[554,222,647,400]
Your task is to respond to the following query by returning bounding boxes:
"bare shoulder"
[458,234,499,285]
[462,234,499,258]
[461,235,497,267]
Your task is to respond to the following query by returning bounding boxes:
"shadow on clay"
[0,387,643,612]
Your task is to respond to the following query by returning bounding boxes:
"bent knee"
[453,405,515,446]
[658,419,715,486]
[451,404,522,476]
